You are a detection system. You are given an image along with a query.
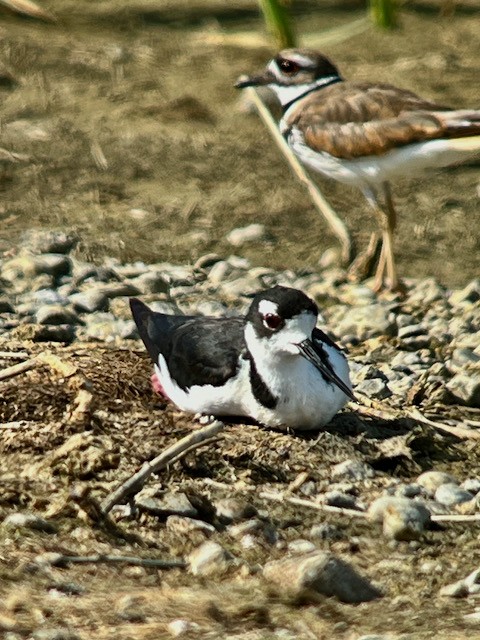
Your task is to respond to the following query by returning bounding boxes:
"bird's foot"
[346,233,382,283]
[371,276,407,297]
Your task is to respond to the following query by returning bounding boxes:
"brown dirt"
[1,2,480,638]
[1,337,480,639]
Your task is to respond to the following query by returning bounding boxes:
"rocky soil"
[1,1,480,638]
[1,230,480,639]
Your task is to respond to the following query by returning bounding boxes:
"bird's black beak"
[235,72,275,89]
[297,339,356,402]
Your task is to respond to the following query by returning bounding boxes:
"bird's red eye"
[278,59,300,74]
[264,313,283,330]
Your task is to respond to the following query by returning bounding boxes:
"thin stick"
[260,490,367,519]
[0,351,29,360]
[48,553,186,569]
[261,491,480,525]
[431,514,480,523]
[0,358,38,381]
[101,420,226,514]
[245,86,353,264]
[408,408,480,441]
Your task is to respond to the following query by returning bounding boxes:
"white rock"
[226,223,267,247]
[188,541,232,576]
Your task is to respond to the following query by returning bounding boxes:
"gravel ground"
[1,230,479,639]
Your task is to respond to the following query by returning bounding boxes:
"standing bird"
[236,49,480,292]
[130,286,353,430]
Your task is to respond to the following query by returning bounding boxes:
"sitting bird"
[130,285,353,430]
[236,49,480,292]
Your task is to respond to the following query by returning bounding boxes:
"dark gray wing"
[130,298,246,390]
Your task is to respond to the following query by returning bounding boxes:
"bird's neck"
[270,75,343,112]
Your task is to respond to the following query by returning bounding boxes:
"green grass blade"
[258,0,296,49]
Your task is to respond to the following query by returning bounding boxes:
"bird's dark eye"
[278,59,300,74]
[263,313,283,330]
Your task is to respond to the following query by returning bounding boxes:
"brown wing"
[288,82,480,159]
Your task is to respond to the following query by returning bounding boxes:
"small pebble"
[226,223,267,247]
[434,483,474,507]
[331,459,375,481]
[188,541,232,576]
[416,471,458,495]
[3,512,57,533]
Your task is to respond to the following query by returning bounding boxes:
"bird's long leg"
[381,181,400,292]
[346,184,382,283]
[346,231,382,282]
[360,184,402,293]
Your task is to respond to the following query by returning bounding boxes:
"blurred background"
[0,0,478,285]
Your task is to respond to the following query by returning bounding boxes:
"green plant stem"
[258,0,296,48]
[370,0,397,29]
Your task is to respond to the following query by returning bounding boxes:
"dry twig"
[70,485,145,546]
[0,358,38,381]
[47,553,186,570]
[0,351,29,360]
[261,491,480,526]
[101,420,227,515]
[260,490,367,519]
[244,86,353,264]
[407,408,480,441]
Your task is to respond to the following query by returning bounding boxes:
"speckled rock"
[446,373,480,407]
[434,483,474,507]
[331,459,375,481]
[367,496,431,541]
[263,551,382,603]
[35,305,82,326]
[69,290,110,313]
[166,515,216,536]
[287,539,317,554]
[355,378,392,400]
[214,498,257,524]
[135,491,198,519]
[416,471,458,495]
[3,512,57,533]
[330,304,395,341]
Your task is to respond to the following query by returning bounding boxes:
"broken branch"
[101,420,227,515]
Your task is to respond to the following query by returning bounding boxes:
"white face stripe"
[258,299,279,316]
[246,311,317,357]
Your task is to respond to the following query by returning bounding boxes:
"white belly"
[156,343,351,431]
[287,126,480,188]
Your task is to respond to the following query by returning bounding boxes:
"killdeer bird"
[236,49,480,292]
[130,286,353,430]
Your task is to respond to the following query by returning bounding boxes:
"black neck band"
[282,75,343,114]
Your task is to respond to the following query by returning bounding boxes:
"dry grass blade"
[0,0,56,21]
[101,420,227,515]
[244,87,353,264]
